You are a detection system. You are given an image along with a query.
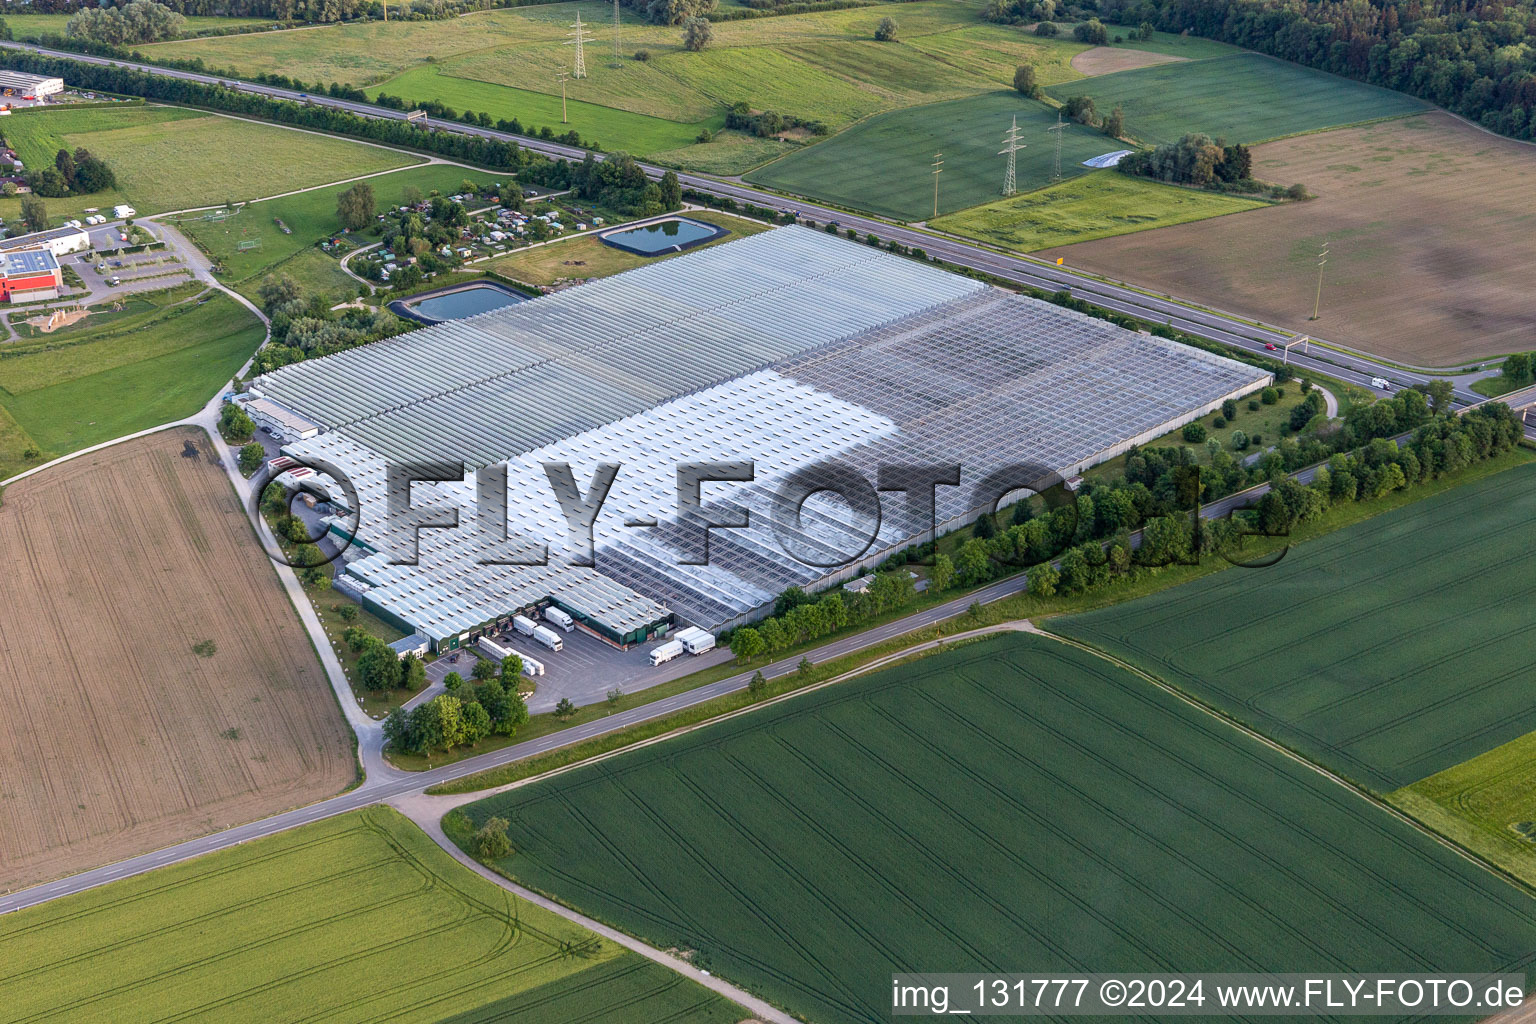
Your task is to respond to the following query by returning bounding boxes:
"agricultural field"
[172,163,504,302]
[144,0,1097,159]
[0,12,275,39]
[1392,730,1536,891]
[1050,460,1536,793]
[1042,112,1536,365]
[0,807,743,1024]
[0,291,265,474]
[1067,44,1184,76]
[932,169,1267,251]
[0,428,353,892]
[487,209,770,287]
[1045,52,1429,145]
[648,130,799,175]
[1,104,419,216]
[748,92,1117,221]
[456,633,1536,1024]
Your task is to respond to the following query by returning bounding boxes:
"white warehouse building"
[250,227,1270,647]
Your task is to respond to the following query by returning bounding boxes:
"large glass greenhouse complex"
[251,227,1270,648]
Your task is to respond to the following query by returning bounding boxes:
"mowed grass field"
[145,1,1098,159]
[0,291,266,475]
[0,429,354,892]
[0,807,743,1024]
[173,163,504,301]
[1045,51,1429,145]
[748,92,1116,221]
[488,209,770,287]
[456,633,1536,1024]
[1050,460,1536,793]
[1,105,419,216]
[1041,111,1536,365]
[932,169,1267,251]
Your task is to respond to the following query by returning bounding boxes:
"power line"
[1311,240,1330,321]
[565,12,593,79]
[1045,110,1068,182]
[998,115,1024,197]
[612,0,622,67]
[931,150,943,220]
[555,69,570,123]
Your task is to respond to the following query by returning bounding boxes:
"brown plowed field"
[0,428,352,891]
[1042,112,1536,366]
[1069,46,1184,76]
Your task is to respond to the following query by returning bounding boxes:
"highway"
[0,39,1495,407]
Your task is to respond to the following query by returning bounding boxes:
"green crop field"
[144,0,1086,159]
[2,105,419,215]
[1045,52,1430,145]
[456,633,1536,1024]
[748,92,1117,221]
[0,291,264,476]
[0,12,274,38]
[932,169,1267,250]
[649,130,800,175]
[1050,461,1536,792]
[173,163,504,300]
[0,807,741,1024]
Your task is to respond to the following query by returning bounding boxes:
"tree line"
[380,657,531,756]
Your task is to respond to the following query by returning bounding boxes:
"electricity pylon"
[931,151,943,219]
[1046,111,1068,181]
[565,12,594,79]
[999,115,1024,197]
[1311,240,1330,320]
[611,0,622,67]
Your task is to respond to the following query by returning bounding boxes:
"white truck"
[477,636,513,662]
[674,627,716,656]
[533,624,564,652]
[544,606,574,632]
[649,639,685,666]
[1371,376,1392,391]
[512,614,537,636]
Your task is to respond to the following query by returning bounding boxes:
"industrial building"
[0,225,90,259]
[0,247,62,302]
[252,227,1270,646]
[0,70,65,101]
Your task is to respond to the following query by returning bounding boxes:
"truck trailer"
[544,606,574,632]
[512,614,537,636]
[649,639,685,666]
[674,627,716,655]
[533,625,564,651]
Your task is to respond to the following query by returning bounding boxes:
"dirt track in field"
[1042,112,1536,366]
[0,428,352,891]
[1069,46,1185,76]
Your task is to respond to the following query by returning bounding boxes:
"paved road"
[0,40,1497,406]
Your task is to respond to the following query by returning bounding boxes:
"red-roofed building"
[0,247,62,302]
